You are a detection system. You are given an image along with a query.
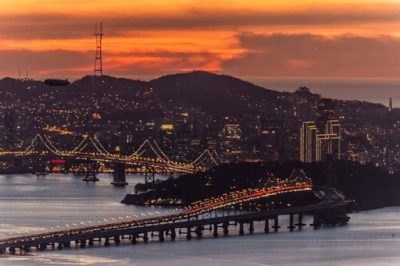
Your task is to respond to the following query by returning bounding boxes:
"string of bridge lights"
[0,176,313,244]
[0,134,221,168]
[0,210,180,239]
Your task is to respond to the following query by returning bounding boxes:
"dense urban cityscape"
[0,72,397,173]
[1,0,400,265]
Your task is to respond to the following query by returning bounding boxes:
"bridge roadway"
[0,183,349,254]
[0,135,210,174]
[23,152,204,174]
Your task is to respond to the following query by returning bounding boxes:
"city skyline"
[0,71,396,172]
[1,2,400,264]
[0,1,399,87]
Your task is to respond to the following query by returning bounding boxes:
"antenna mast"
[94,22,104,76]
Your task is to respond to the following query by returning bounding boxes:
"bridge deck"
[2,200,347,250]
[0,182,349,252]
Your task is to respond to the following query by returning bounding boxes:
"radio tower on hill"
[94,22,104,76]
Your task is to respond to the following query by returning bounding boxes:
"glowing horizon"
[0,1,399,80]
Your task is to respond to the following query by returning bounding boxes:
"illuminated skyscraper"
[158,123,176,155]
[223,123,241,140]
[316,121,341,162]
[220,122,242,162]
[300,121,317,162]
[300,120,341,162]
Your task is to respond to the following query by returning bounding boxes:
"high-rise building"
[318,120,341,161]
[300,121,317,162]
[223,123,241,140]
[316,136,340,162]
[158,123,176,155]
[300,120,341,162]
[220,122,242,162]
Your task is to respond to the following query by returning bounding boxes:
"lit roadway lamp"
[2,134,214,175]
[0,179,313,246]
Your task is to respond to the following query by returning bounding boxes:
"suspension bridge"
[0,170,350,255]
[0,134,221,185]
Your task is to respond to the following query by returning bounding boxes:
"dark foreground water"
[1,174,400,266]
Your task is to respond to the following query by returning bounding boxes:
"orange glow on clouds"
[0,1,399,79]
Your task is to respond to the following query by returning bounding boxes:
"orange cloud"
[0,1,399,79]
[222,33,400,78]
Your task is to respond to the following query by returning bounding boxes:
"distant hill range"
[0,71,395,162]
[0,71,388,114]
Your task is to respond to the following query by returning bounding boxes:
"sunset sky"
[0,1,399,82]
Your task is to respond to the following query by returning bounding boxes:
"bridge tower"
[111,162,128,187]
[145,172,155,185]
[82,161,99,182]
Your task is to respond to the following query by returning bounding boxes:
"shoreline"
[121,192,396,213]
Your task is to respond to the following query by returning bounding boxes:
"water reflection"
[0,174,400,265]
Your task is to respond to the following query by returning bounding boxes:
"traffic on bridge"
[0,134,221,175]
[0,171,349,255]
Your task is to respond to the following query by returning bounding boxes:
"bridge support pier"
[145,173,155,186]
[295,213,306,230]
[195,226,203,238]
[64,241,71,248]
[88,239,94,247]
[82,161,99,182]
[159,231,165,242]
[249,221,254,234]
[57,243,63,250]
[288,214,296,231]
[79,240,86,248]
[143,232,149,243]
[111,162,128,187]
[131,234,137,244]
[9,247,16,254]
[311,214,321,229]
[114,235,121,245]
[264,219,270,234]
[272,216,281,232]
[170,229,176,241]
[104,237,110,247]
[239,222,244,235]
[186,228,192,240]
[213,223,219,237]
[223,222,229,236]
